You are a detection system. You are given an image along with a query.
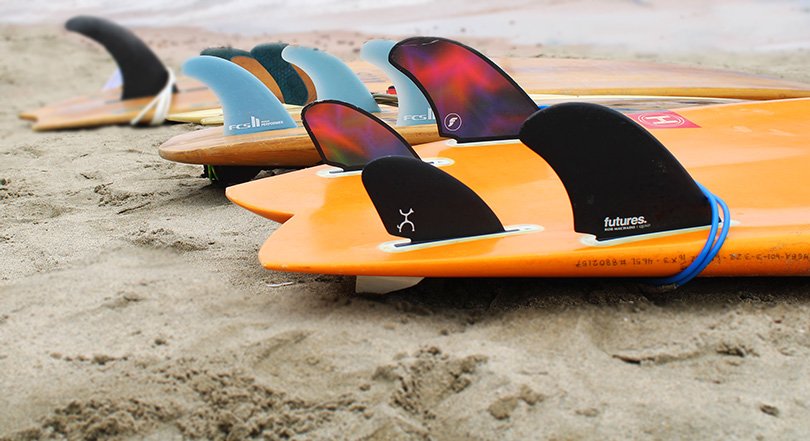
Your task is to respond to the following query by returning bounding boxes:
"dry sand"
[1,23,810,440]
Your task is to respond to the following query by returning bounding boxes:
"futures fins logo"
[397,208,415,233]
[228,115,285,131]
[444,113,462,132]
[603,215,650,232]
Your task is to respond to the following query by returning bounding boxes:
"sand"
[2,22,810,441]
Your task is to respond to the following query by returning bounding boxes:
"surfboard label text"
[604,215,650,233]
[228,115,287,131]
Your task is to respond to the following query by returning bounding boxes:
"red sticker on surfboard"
[627,111,699,129]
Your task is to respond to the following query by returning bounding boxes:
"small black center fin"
[518,102,712,241]
[362,156,505,243]
[66,16,169,100]
[389,37,537,142]
[302,100,418,171]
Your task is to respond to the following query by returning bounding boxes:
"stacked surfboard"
[221,38,810,292]
[24,18,810,292]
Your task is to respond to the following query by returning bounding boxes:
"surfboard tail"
[302,100,418,171]
[519,102,713,241]
[389,37,537,142]
[65,16,170,100]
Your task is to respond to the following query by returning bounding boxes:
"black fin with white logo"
[302,100,418,171]
[519,102,712,241]
[362,156,505,243]
[389,37,537,142]
[66,16,169,100]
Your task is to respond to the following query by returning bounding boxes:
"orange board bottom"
[226,99,810,278]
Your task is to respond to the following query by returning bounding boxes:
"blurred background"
[3,0,810,54]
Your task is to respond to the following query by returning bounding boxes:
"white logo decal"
[444,113,462,132]
[403,107,436,122]
[638,114,685,127]
[228,115,285,131]
[397,208,415,233]
[603,215,650,232]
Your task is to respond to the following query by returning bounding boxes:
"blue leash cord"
[651,183,731,288]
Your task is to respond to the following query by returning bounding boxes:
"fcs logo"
[228,115,284,131]
[402,107,436,122]
[444,113,462,132]
[397,208,415,233]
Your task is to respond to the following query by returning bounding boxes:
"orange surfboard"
[226,98,810,282]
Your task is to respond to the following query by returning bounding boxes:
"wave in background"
[2,0,810,53]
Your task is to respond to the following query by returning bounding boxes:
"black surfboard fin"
[389,37,537,142]
[519,102,712,241]
[65,16,170,100]
[362,156,505,243]
[302,100,418,171]
[251,43,316,105]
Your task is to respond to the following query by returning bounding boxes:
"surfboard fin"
[519,102,712,241]
[182,56,297,136]
[362,156,505,243]
[199,47,250,59]
[361,40,432,127]
[302,101,418,171]
[200,47,285,101]
[251,43,317,106]
[390,37,537,142]
[282,46,381,114]
[65,16,170,100]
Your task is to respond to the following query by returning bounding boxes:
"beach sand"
[1,23,810,440]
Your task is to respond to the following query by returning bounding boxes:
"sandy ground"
[2,23,810,440]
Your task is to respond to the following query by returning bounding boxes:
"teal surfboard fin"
[200,47,251,59]
[361,40,432,127]
[182,55,297,136]
[251,43,313,106]
[282,46,381,113]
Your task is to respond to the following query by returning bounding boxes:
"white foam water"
[2,0,810,53]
